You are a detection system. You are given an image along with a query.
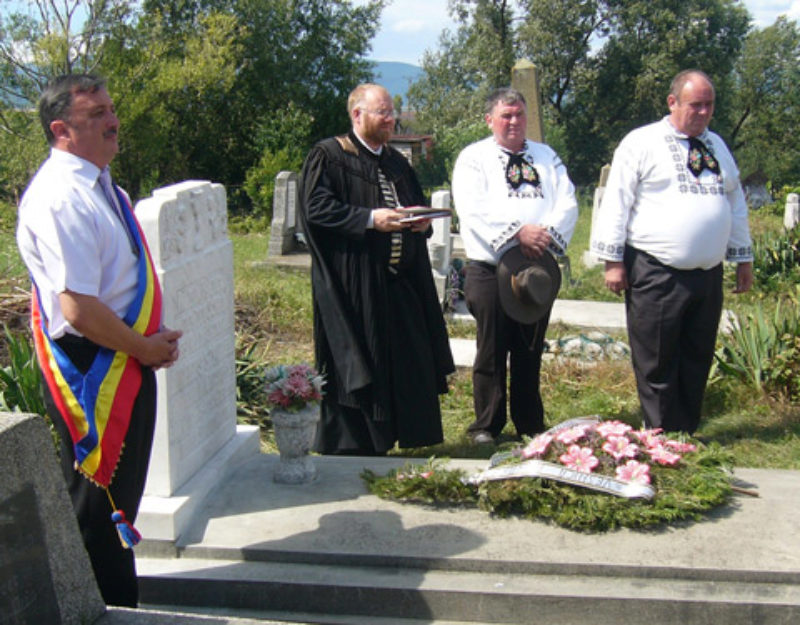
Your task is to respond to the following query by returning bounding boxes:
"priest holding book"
[299,83,454,455]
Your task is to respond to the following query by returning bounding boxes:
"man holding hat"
[452,87,578,444]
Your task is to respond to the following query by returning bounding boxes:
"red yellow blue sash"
[31,185,162,489]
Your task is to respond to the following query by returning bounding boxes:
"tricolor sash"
[31,184,162,488]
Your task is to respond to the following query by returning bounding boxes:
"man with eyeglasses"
[299,83,454,455]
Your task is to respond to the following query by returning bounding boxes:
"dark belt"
[467,260,497,273]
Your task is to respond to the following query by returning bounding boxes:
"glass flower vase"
[271,403,320,484]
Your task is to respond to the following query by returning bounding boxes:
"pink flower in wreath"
[647,446,682,466]
[596,420,633,438]
[556,425,590,445]
[665,440,697,454]
[615,460,651,485]
[521,433,553,458]
[631,428,664,449]
[559,445,599,473]
[602,435,640,461]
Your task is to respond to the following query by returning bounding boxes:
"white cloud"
[364,0,800,64]
[745,0,798,25]
[392,19,428,34]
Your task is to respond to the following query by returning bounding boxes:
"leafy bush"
[242,103,314,222]
[0,325,45,415]
[713,298,800,401]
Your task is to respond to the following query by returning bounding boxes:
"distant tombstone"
[0,413,105,624]
[784,193,799,230]
[583,164,611,268]
[135,181,259,541]
[268,171,301,256]
[511,59,544,143]
[429,190,453,304]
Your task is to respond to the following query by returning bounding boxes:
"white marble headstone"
[135,181,258,540]
[784,193,799,230]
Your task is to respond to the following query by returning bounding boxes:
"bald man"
[299,83,454,455]
[590,69,753,433]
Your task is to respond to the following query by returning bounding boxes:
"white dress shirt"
[17,149,138,338]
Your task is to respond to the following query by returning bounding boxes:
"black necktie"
[687,137,720,177]
[505,152,540,189]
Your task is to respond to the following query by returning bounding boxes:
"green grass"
[230,229,800,469]
[2,202,798,469]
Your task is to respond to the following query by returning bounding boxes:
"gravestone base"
[0,413,106,624]
[138,424,259,542]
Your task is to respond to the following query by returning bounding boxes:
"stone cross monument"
[511,59,545,143]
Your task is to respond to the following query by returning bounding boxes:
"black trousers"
[624,246,723,433]
[44,335,156,607]
[464,262,550,437]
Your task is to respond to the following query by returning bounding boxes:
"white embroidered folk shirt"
[452,137,578,264]
[590,117,752,270]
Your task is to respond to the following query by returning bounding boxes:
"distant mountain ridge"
[370,61,423,102]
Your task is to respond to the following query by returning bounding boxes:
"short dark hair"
[38,74,106,145]
[669,69,714,102]
[485,87,526,116]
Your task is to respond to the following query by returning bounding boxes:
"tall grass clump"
[713,297,800,401]
[750,225,800,291]
[0,325,45,415]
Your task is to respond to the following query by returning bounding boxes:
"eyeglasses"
[360,108,396,119]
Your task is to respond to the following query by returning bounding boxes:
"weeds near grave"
[0,324,45,415]
[713,296,800,401]
[750,225,800,291]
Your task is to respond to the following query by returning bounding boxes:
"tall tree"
[521,0,750,184]
[0,0,135,201]
[408,0,519,132]
[0,0,384,210]
[730,16,800,187]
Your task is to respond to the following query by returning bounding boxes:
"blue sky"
[361,0,800,65]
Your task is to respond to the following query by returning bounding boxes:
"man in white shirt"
[17,74,182,606]
[590,69,753,433]
[452,87,578,444]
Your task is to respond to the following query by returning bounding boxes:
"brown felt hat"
[497,246,561,324]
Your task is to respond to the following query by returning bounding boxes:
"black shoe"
[470,431,494,445]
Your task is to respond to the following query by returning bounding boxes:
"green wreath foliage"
[361,443,733,532]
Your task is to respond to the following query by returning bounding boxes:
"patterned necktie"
[98,168,138,255]
[686,137,720,178]
[505,152,540,189]
[377,168,402,267]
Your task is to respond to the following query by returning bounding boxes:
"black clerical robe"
[299,131,455,454]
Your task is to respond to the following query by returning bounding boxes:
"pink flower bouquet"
[265,363,325,413]
[519,418,697,486]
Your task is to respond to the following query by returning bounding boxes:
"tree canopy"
[0,0,384,209]
[1,0,797,210]
[410,0,798,190]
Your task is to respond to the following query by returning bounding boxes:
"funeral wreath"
[362,417,734,531]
